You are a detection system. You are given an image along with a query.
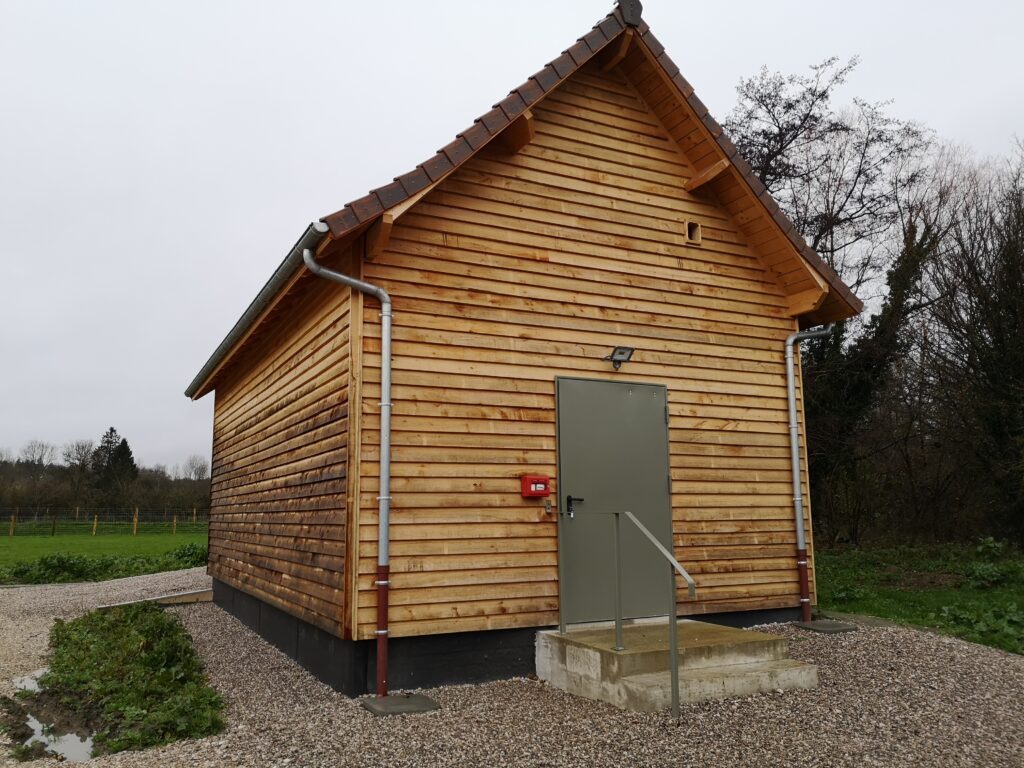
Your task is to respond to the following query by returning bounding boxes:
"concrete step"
[621,658,818,711]
[536,619,818,712]
[538,620,788,681]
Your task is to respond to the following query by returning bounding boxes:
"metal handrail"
[559,508,696,717]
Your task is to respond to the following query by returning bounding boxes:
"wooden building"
[185,1,861,695]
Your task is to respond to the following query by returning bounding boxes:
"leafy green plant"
[818,545,1024,655]
[963,561,1014,588]
[976,536,1006,561]
[32,603,223,755]
[935,604,1024,654]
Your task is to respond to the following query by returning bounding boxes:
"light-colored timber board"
[209,269,352,634]
[346,63,815,639]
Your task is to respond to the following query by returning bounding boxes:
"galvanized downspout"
[303,239,395,698]
[784,325,831,623]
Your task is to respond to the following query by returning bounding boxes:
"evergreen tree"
[91,428,138,505]
[91,428,121,476]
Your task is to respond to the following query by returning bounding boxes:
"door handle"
[565,495,584,519]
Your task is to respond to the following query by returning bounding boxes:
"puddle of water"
[10,670,95,762]
[23,713,94,762]
[11,669,44,692]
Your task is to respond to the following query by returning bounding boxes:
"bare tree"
[62,439,94,468]
[724,57,932,300]
[182,454,210,481]
[926,151,1024,541]
[20,440,56,466]
[62,439,95,507]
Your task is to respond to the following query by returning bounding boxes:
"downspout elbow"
[302,247,391,309]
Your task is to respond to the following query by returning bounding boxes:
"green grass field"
[0,533,207,569]
[817,541,1024,654]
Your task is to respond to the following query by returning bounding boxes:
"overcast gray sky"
[1,0,1021,469]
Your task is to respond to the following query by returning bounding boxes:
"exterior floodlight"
[604,346,635,370]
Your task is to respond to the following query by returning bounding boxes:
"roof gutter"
[785,324,831,622]
[183,221,332,399]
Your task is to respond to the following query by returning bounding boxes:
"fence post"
[132,507,139,536]
[75,506,79,521]
[92,515,98,536]
[8,515,13,538]
[192,506,197,524]
[50,509,56,537]
[173,515,178,535]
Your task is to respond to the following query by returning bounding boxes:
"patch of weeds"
[963,560,1019,588]
[0,544,207,585]
[829,583,868,602]
[934,603,1024,655]
[7,603,223,758]
[818,542,1024,655]
[976,536,1007,560]
[9,742,50,762]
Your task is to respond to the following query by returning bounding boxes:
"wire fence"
[3,507,210,537]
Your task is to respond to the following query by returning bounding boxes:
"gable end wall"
[351,62,815,640]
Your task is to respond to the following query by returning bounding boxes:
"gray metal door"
[556,377,673,624]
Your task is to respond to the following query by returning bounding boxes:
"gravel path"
[2,573,1023,767]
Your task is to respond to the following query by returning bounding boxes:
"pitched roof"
[317,5,861,319]
[186,2,861,399]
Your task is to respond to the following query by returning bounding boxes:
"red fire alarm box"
[520,474,551,498]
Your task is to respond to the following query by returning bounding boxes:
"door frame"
[554,375,674,631]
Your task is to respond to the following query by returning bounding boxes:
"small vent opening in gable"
[686,221,702,245]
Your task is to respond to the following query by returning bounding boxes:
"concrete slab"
[537,618,818,711]
[796,619,858,634]
[622,659,818,711]
[818,610,900,628]
[360,693,440,717]
[98,588,213,611]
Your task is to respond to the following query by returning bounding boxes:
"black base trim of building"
[213,579,802,695]
[692,607,802,628]
[213,579,539,695]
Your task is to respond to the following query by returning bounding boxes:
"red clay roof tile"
[497,92,528,120]
[597,15,623,39]
[566,41,591,66]
[514,79,544,104]
[375,181,406,209]
[531,67,560,93]
[686,92,709,118]
[349,194,382,223]
[582,27,609,50]
[419,154,453,181]
[397,169,431,197]
[457,123,491,151]
[441,137,473,166]
[478,108,506,134]
[549,53,576,78]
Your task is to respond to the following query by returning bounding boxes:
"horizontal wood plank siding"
[354,61,813,639]
[210,267,352,637]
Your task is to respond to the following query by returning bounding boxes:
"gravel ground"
[2,574,1022,767]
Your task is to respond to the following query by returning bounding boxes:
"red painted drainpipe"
[376,564,390,694]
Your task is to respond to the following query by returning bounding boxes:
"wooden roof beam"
[365,213,394,260]
[786,286,829,317]
[599,29,634,72]
[685,158,731,194]
[497,110,535,154]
